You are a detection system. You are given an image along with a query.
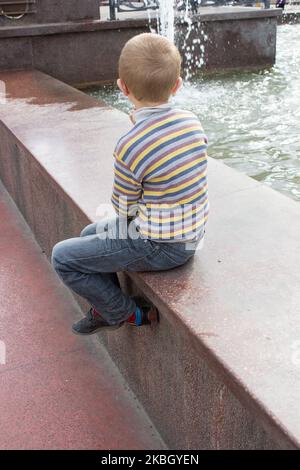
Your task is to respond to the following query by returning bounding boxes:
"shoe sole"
[72,322,124,336]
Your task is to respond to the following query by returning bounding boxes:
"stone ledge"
[0,19,147,39]
[190,6,282,22]
[0,7,280,83]
[0,7,282,39]
[1,69,300,449]
[0,0,101,26]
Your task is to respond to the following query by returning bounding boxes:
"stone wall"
[0,0,100,26]
[0,7,282,86]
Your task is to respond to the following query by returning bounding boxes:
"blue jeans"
[51,217,200,325]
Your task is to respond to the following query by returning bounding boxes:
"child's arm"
[111,155,142,218]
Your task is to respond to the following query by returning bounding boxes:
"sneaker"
[72,308,124,335]
[126,296,159,327]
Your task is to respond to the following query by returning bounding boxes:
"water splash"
[88,25,300,202]
[153,0,207,78]
[177,3,205,80]
[158,0,175,42]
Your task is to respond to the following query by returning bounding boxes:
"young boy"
[51,33,209,335]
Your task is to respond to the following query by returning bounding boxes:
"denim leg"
[51,237,136,325]
[51,218,200,324]
[51,219,155,324]
[80,223,98,238]
[80,221,121,289]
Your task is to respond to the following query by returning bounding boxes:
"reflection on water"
[87,25,300,201]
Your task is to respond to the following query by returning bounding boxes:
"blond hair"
[119,33,182,103]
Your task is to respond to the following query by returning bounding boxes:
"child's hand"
[129,108,136,125]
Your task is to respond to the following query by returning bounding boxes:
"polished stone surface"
[0,182,164,450]
[1,69,300,449]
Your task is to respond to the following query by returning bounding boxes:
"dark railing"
[107,0,208,20]
[108,0,159,21]
[106,0,271,21]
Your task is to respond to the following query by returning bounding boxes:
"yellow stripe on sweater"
[131,128,202,172]
[145,174,204,197]
[111,193,138,205]
[143,184,208,205]
[138,200,207,223]
[139,213,209,238]
[118,114,196,160]
[150,157,206,183]
[114,182,139,196]
[114,168,140,187]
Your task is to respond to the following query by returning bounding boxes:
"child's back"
[113,104,208,242]
[52,32,209,335]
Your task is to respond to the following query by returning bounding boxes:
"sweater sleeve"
[111,153,142,217]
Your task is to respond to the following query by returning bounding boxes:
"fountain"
[0,0,282,85]
[158,0,175,42]
[1,0,300,452]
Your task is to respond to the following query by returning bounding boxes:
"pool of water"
[87,24,300,201]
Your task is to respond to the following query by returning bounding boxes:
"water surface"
[87,25,300,201]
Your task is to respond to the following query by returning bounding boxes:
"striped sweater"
[111,103,209,242]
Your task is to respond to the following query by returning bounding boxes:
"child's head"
[118,33,182,107]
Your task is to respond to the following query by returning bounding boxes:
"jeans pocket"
[125,253,157,271]
[160,242,196,265]
[125,243,192,272]
[123,239,157,271]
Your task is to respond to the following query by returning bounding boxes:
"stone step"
[0,182,165,450]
